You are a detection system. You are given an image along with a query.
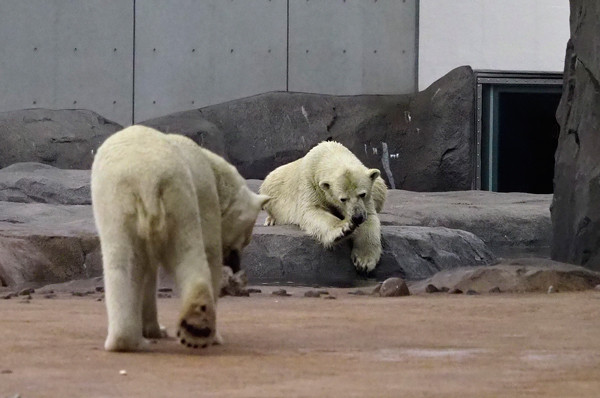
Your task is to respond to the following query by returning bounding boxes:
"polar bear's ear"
[255,194,271,209]
[319,181,331,191]
[367,169,381,181]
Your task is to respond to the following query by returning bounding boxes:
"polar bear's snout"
[351,212,366,226]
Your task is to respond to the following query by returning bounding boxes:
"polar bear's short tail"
[134,189,167,243]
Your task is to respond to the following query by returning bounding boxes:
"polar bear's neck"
[199,147,245,215]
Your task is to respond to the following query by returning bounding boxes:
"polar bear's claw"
[264,215,276,226]
[332,221,357,243]
[351,251,378,275]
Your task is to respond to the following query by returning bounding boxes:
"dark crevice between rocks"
[567,128,581,149]
[0,274,7,287]
[326,107,338,132]
[440,146,457,166]
[576,56,600,90]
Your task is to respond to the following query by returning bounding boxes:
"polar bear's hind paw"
[177,296,216,349]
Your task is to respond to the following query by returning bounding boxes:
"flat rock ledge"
[0,201,495,288]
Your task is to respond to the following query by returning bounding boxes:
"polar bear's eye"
[358,192,367,198]
[340,197,348,203]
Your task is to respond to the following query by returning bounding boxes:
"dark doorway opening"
[496,90,562,193]
[477,72,563,193]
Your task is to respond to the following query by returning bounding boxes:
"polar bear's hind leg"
[161,183,217,349]
[102,231,148,352]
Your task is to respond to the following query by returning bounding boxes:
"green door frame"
[475,71,563,191]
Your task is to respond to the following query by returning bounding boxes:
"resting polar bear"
[260,141,387,273]
[91,125,267,352]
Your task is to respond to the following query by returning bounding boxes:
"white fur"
[260,141,387,273]
[91,125,267,351]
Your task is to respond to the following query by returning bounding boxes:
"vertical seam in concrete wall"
[286,0,290,91]
[132,0,136,125]
[414,0,420,93]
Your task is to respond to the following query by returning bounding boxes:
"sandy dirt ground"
[1,286,600,398]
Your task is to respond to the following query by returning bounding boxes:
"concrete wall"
[288,0,416,95]
[0,0,133,126]
[0,0,417,126]
[418,0,570,90]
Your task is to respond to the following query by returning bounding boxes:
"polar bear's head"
[318,167,381,226]
[221,186,270,272]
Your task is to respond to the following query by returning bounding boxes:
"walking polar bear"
[260,141,387,274]
[91,125,268,352]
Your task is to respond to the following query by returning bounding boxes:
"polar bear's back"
[91,126,212,244]
[303,141,365,173]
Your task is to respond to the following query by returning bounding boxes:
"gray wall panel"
[134,0,287,123]
[0,1,133,126]
[289,0,417,95]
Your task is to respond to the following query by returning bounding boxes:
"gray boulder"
[0,201,99,287]
[552,1,600,271]
[380,190,552,258]
[0,109,121,169]
[0,163,91,205]
[243,225,495,287]
[141,66,475,191]
[410,258,600,294]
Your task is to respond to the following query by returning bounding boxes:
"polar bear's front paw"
[334,221,357,242]
[321,221,356,247]
[177,295,216,349]
[351,247,380,275]
[264,215,276,226]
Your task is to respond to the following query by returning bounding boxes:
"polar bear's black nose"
[352,214,365,226]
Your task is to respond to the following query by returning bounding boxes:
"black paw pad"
[180,319,212,338]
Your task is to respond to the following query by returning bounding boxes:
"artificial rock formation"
[0,109,122,169]
[552,1,600,270]
[142,66,476,191]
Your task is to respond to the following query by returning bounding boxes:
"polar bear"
[259,141,387,274]
[91,125,268,352]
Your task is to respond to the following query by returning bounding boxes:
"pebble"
[489,287,502,293]
[317,290,329,295]
[19,288,34,296]
[449,288,463,294]
[377,277,410,297]
[246,288,262,294]
[95,286,104,293]
[71,291,90,297]
[304,290,321,298]
[271,289,291,297]
[465,289,479,295]
[425,284,440,293]
[119,369,127,376]
[96,297,103,302]
[44,293,57,299]
[158,287,173,293]
[1,369,13,374]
